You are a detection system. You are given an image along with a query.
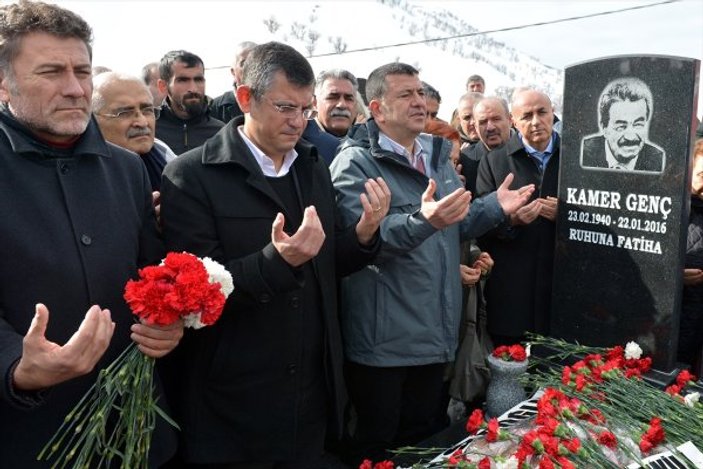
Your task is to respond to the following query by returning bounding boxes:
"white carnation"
[684,392,700,408]
[182,312,206,330]
[496,456,519,469]
[624,341,643,360]
[201,256,234,298]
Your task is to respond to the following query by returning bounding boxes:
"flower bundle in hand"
[39,252,233,469]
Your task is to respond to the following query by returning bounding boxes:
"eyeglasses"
[97,106,161,120]
[265,98,317,120]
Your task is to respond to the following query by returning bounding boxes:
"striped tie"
[414,156,426,175]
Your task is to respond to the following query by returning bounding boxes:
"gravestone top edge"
[565,53,699,70]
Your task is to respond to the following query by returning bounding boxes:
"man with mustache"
[301,69,360,165]
[457,96,513,194]
[581,77,665,173]
[155,50,224,155]
[94,72,176,191]
[476,88,560,346]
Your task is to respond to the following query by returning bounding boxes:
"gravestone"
[551,55,700,370]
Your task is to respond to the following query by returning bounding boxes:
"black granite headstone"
[551,55,700,370]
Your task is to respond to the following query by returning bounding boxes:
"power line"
[309,0,679,59]
[206,0,679,71]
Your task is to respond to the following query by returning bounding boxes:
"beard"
[10,97,90,140]
[176,92,206,119]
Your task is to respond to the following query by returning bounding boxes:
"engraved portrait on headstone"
[580,77,666,173]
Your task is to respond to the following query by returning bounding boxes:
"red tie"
[414,156,426,175]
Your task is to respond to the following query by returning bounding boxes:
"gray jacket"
[329,119,505,366]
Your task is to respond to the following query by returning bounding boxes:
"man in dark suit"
[0,2,181,466]
[161,41,390,467]
[581,77,665,173]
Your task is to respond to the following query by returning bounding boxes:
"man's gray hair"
[242,42,314,100]
[232,41,258,68]
[474,96,509,116]
[315,69,358,95]
[366,62,418,102]
[422,82,441,103]
[598,77,653,128]
[92,72,150,113]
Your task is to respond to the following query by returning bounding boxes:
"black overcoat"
[0,112,174,467]
[160,118,375,463]
[475,132,560,337]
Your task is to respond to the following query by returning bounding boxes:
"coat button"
[287,364,297,375]
[59,163,69,174]
[260,293,271,303]
[80,234,92,246]
[290,296,299,308]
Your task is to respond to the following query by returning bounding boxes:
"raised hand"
[356,177,392,245]
[420,178,472,230]
[538,196,558,221]
[496,173,535,215]
[271,206,326,267]
[509,198,542,226]
[12,303,115,391]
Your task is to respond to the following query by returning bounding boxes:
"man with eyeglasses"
[160,41,391,467]
[94,72,176,191]
[155,50,224,155]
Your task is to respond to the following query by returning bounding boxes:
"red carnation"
[374,461,394,469]
[466,409,485,434]
[509,344,527,361]
[486,418,500,442]
[597,430,617,449]
[676,369,696,387]
[561,366,572,385]
[478,457,491,469]
[538,456,555,469]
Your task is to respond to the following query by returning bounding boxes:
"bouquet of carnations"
[39,252,233,469]
[362,336,703,468]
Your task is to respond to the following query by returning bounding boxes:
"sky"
[18,0,703,117]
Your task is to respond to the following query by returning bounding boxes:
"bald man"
[93,72,176,191]
[475,89,560,345]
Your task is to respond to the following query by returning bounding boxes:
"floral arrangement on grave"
[360,335,703,469]
[39,252,234,469]
[486,343,531,418]
[491,344,529,362]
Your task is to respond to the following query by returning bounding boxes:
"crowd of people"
[0,1,701,468]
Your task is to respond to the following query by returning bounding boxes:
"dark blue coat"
[0,110,174,467]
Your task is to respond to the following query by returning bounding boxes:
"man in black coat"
[0,2,182,467]
[476,89,560,345]
[209,41,256,124]
[155,50,224,155]
[160,42,390,467]
[580,77,665,173]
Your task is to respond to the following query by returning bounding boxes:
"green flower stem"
[38,343,176,468]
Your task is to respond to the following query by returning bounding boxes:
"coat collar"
[199,116,318,209]
[0,106,111,158]
[344,118,451,174]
